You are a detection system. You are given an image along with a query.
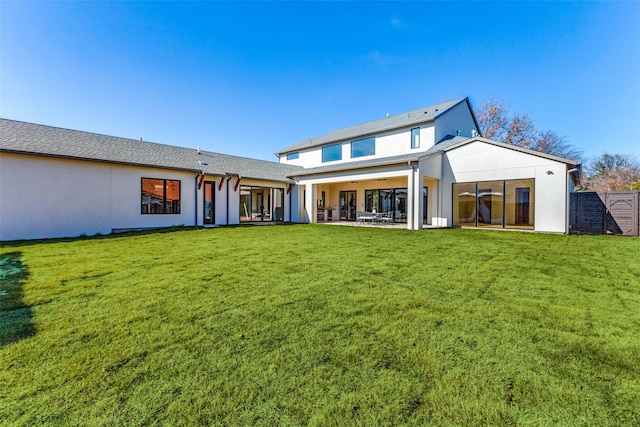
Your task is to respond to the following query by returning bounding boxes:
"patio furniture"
[379,211,393,224]
[357,211,375,223]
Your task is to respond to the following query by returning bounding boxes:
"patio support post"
[407,164,415,230]
[305,183,316,224]
[414,165,424,230]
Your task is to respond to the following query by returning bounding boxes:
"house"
[277,98,581,232]
[0,98,581,241]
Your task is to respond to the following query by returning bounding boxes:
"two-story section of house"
[278,98,581,233]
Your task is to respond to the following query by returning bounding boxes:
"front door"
[203,181,215,224]
[339,191,357,221]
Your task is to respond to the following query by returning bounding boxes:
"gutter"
[287,156,422,179]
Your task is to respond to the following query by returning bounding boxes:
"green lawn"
[1,225,639,426]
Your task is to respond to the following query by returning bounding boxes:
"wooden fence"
[570,192,639,236]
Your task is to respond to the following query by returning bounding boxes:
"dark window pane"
[142,178,165,214]
[286,152,299,160]
[141,178,181,214]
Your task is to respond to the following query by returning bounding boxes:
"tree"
[584,153,640,192]
[476,98,582,160]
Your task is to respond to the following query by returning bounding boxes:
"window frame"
[452,179,535,229]
[239,185,285,223]
[351,137,375,158]
[322,143,342,163]
[141,177,181,215]
[411,127,420,149]
[203,180,215,224]
[286,152,299,160]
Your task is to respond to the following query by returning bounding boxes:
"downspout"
[287,182,294,223]
[288,187,292,223]
[226,175,230,225]
[566,167,579,235]
[194,174,199,226]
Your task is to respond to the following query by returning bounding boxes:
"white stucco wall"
[0,153,296,241]
[1,154,111,240]
[440,141,571,233]
[0,154,198,240]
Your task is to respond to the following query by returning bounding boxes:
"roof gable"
[427,136,581,165]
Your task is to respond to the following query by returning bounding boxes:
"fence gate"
[570,191,639,236]
[606,192,639,236]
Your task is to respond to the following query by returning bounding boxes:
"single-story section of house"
[0,119,304,241]
[1,98,582,241]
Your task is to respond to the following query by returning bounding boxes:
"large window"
[411,127,420,149]
[351,137,375,158]
[477,181,504,228]
[322,144,342,163]
[453,179,534,229]
[141,178,181,214]
[505,180,534,229]
[453,182,476,226]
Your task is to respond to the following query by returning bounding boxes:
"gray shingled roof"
[1,119,303,182]
[276,98,468,155]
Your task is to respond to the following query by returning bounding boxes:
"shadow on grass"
[0,252,34,347]
[0,223,299,248]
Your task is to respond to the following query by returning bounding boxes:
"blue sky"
[2,1,639,162]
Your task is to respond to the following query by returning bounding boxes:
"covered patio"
[294,161,442,230]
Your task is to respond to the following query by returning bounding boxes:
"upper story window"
[322,143,342,163]
[411,127,420,149]
[286,152,299,160]
[351,137,375,158]
[141,178,181,214]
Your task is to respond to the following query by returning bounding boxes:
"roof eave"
[436,137,581,165]
[287,157,421,178]
[0,149,205,174]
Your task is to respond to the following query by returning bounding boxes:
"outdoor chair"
[380,211,393,224]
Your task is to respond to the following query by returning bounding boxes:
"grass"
[1,225,639,426]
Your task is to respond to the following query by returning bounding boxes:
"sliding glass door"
[339,191,357,221]
[394,189,408,223]
[365,188,422,223]
[239,185,285,223]
[453,179,534,229]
